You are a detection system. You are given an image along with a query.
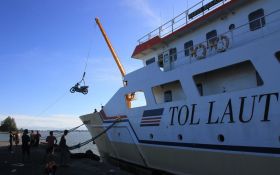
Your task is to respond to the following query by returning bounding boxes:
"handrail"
[155,9,280,69]
[137,0,230,44]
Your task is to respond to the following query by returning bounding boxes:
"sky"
[0,0,196,130]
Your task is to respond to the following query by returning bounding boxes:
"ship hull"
[80,112,280,175]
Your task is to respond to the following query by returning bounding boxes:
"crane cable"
[78,26,95,85]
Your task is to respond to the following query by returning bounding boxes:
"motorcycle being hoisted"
[70,83,89,95]
[70,71,89,95]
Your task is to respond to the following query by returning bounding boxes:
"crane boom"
[95,18,126,78]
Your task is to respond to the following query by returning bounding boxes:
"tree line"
[0,116,18,131]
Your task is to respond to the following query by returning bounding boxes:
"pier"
[0,141,132,175]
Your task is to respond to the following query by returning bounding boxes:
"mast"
[95,18,126,78]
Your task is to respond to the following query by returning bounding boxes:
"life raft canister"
[196,43,207,59]
[216,35,229,52]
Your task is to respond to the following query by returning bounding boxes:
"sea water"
[0,131,99,156]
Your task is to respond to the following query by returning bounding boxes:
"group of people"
[9,131,20,152]
[9,129,70,174]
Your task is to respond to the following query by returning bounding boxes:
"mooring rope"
[41,123,84,140]
[68,118,121,150]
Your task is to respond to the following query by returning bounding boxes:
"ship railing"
[137,0,231,44]
[158,9,280,70]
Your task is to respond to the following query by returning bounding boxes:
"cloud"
[121,0,161,26]
[0,114,85,130]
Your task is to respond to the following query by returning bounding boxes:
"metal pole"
[95,18,126,78]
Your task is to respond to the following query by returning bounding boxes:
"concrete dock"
[0,141,132,175]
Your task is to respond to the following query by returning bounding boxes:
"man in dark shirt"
[9,131,13,152]
[22,129,30,161]
[59,130,68,166]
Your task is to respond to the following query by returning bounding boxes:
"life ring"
[196,44,207,59]
[216,35,229,52]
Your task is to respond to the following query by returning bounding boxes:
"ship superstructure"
[81,0,280,174]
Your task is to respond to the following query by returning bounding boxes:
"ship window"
[229,24,235,30]
[164,91,172,102]
[169,48,177,62]
[275,51,280,62]
[146,57,155,65]
[158,54,163,67]
[206,30,217,47]
[125,91,147,108]
[248,8,265,31]
[193,61,263,96]
[152,80,186,104]
[184,40,193,56]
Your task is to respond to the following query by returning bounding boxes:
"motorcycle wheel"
[70,87,75,93]
[82,89,88,95]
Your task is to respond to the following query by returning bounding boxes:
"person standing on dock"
[59,130,69,166]
[9,131,14,152]
[14,131,19,146]
[34,130,41,147]
[21,129,30,161]
[30,130,35,146]
[46,131,57,156]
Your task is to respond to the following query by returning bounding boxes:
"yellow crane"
[95,18,126,78]
[95,18,134,107]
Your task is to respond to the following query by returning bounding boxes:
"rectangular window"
[125,91,147,108]
[146,57,155,65]
[169,48,177,61]
[248,9,265,31]
[152,80,186,104]
[164,91,172,102]
[206,30,217,47]
[184,40,193,56]
[158,54,163,67]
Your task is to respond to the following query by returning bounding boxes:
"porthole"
[275,51,280,62]
[149,134,154,139]
[218,134,225,142]
[229,24,235,30]
[178,134,183,141]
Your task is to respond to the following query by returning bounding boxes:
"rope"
[68,118,121,150]
[79,35,93,85]
[41,123,84,140]
[36,92,68,117]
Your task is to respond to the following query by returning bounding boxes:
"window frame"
[158,54,164,67]
[184,40,194,56]
[248,8,265,31]
[164,90,172,102]
[146,57,155,65]
[169,48,177,62]
[206,30,217,47]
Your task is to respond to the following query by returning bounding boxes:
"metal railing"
[156,9,280,70]
[137,0,230,44]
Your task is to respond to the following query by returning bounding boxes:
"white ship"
[80,0,280,174]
